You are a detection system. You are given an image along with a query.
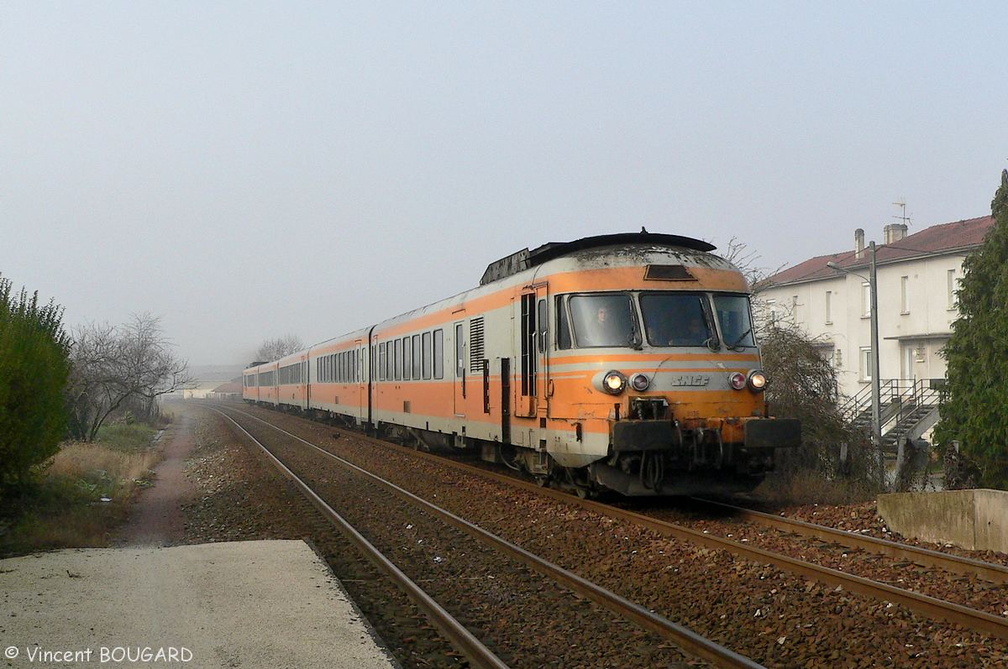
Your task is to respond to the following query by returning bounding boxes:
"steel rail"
[214,409,511,669]
[690,497,1008,585]
[229,403,1008,641]
[223,406,765,669]
[270,411,1008,642]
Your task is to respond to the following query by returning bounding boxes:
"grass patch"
[95,422,160,452]
[0,437,162,557]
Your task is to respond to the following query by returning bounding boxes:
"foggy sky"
[2,2,1006,369]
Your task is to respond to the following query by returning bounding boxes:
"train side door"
[500,358,511,444]
[517,284,549,421]
[301,358,309,411]
[453,320,466,417]
[535,293,550,418]
[356,342,365,424]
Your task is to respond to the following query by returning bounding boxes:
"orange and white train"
[243,232,800,496]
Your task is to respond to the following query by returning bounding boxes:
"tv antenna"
[892,199,912,227]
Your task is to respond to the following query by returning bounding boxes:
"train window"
[569,293,638,348]
[640,293,713,347]
[403,337,412,381]
[520,294,536,395]
[412,334,421,379]
[422,331,432,379]
[556,296,572,349]
[455,323,466,397]
[714,294,756,349]
[433,329,444,379]
[394,338,402,381]
[378,344,387,381]
[537,299,548,352]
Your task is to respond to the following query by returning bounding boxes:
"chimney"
[855,228,865,259]
[884,223,907,244]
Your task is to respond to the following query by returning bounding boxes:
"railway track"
[215,405,761,668]
[216,409,509,669]
[688,497,1008,586]
[217,402,1008,666]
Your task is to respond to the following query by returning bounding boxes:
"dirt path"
[114,406,198,546]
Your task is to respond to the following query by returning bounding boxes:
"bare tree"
[724,238,883,500]
[255,334,304,362]
[721,235,773,289]
[66,313,192,441]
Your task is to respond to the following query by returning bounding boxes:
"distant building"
[211,382,243,400]
[758,215,993,447]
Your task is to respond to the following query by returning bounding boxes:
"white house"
[759,216,993,446]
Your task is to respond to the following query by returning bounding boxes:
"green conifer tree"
[934,170,1008,488]
[0,276,71,492]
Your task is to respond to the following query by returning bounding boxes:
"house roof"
[762,215,995,288]
[212,382,243,394]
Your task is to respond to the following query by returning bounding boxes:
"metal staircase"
[840,379,943,451]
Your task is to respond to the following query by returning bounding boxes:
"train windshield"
[568,293,641,348]
[715,294,756,349]
[640,293,714,347]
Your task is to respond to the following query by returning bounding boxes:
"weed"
[95,423,158,452]
[753,469,876,506]
[0,439,162,557]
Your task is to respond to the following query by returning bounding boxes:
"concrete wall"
[877,489,1008,553]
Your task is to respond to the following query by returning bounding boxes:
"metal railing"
[840,379,943,450]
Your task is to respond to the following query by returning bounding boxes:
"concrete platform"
[877,488,1008,553]
[0,540,398,668]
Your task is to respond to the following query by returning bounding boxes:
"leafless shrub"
[255,334,304,362]
[66,314,191,441]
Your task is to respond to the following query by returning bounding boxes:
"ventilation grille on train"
[470,317,485,373]
[644,264,697,281]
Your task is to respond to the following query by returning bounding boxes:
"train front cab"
[545,285,800,496]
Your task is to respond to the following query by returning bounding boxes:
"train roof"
[479,231,716,285]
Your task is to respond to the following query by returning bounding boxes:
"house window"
[861,282,871,318]
[860,346,873,382]
[766,299,778,325]
[824,290,832,325]
[900,276,910,314]
[947,269,958,310]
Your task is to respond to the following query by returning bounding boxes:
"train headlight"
[602,370,627,395]
[748,369,768,392]
[728,372,747,391]
[630,373,650,392]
